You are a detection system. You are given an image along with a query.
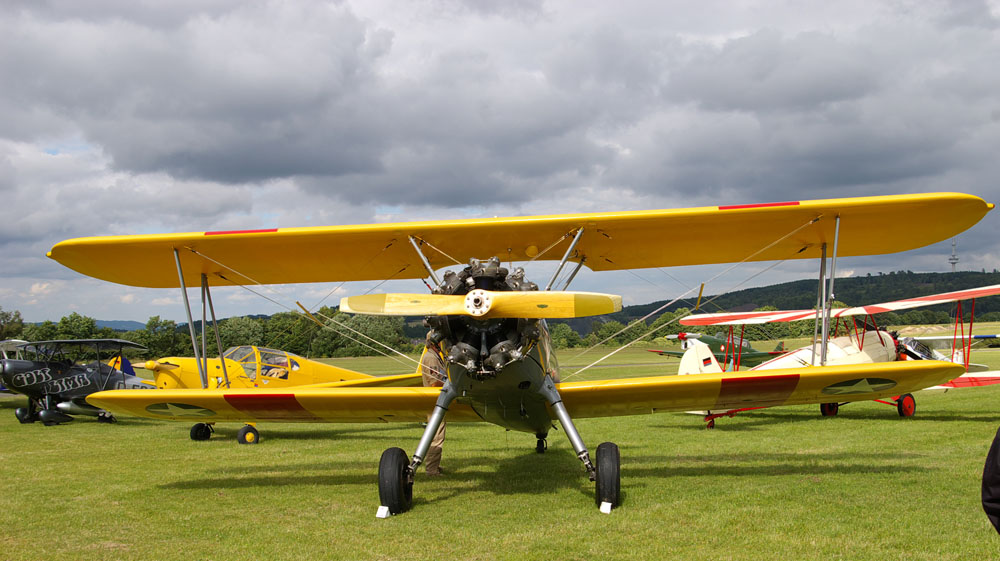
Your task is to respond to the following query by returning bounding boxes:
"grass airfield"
[2,345,1000,560]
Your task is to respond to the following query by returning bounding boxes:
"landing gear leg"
[537,377,620,510]
[378,377,460,515]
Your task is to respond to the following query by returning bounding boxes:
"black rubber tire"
[897,393,916,417]
[820,402,839,417]
[14,407,36,424]
[237,425,260,445]
[190,422,213,441]
[378,447,413,514]
[706,419,715,429]
[536,438,547,454]
[594,441,621,508]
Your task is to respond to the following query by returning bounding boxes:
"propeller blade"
[340,290,622,319]
[339,293,467,316]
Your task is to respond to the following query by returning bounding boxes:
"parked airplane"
[649,332,785,368]
[48,192,990,513]
[144,344,422,443]
[679,284,1000,425]
[0,339,153,425]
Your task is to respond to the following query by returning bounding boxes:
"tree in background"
[130,316,191,357]
[0,306,24,339]
[218,316,264,350]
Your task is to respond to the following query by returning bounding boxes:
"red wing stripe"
[223,393,320,420]
[715,374,800,409]
[718,201,800,211]
[205,228,279,236]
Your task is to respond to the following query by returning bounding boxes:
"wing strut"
[174,248,207,388]
[408,236,442,288]
[821,215,842,365]
[544,228,584,291]
[203,274,231,388]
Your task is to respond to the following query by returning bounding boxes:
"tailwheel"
[896,393,916,417]
[594,442,621,509]
[820,402,839,417]
[536,435,547,454]
[190,422,213,441]
[237,425,260,444]
[378,447,413,515]
[706,419,715,429]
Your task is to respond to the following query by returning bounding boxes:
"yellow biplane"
[48,192,991,514]
[144,345,422,443]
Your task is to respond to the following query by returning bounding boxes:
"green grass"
[2,345,1000,560]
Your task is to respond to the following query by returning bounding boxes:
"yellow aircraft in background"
[48,192,991,514]
[143,344,423,443]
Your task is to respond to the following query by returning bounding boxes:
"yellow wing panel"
[558,360,963,419]
[89,361,960,424]
[49,193,990,288]
[86,386,482,423]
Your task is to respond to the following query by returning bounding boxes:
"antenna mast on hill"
[949,239,959,272]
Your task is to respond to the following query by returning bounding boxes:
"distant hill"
[96,319,145,332]
[558,270,1000,334]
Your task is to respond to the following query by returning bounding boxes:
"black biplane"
[0,339,153,425]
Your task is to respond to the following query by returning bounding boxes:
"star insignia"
[822,377,896,396]
[145,402,215,417]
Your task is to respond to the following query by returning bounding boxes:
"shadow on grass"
[622,450,930,478]
[650,408,1000,431]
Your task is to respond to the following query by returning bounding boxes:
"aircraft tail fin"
[107,356,137,377]
[678,341,723,375]
[774,342,785,352]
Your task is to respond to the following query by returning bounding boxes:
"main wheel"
[594,441,621,509]
[897,394,916,417]
[536,438,547,454]
[190,422,213,441]
[378,447,413,514]
[14,408,37,424]
[237,425,260,445]
[820,402,839,417]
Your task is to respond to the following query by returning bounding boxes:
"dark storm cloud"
[1,2,394,183]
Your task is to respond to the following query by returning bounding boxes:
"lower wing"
[86,361,960,423]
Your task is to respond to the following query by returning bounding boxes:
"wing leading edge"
[681,284,1000,326]
[50,193,991,288]
[87,361,961,423]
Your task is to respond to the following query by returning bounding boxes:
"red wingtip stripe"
[718,201,800,211]
[205,228,279,236]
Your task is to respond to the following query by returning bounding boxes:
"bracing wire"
[561,215,822,380]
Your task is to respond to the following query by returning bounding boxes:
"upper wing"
[86,361,960,422]
[681,283,1000,326]
[49,193,990,288]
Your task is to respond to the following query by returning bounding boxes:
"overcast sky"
[2,0,999,324]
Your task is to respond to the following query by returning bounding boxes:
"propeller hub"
[464,289,493,316]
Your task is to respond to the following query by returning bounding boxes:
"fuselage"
[0,358,151,405]
[447,341,557,434]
